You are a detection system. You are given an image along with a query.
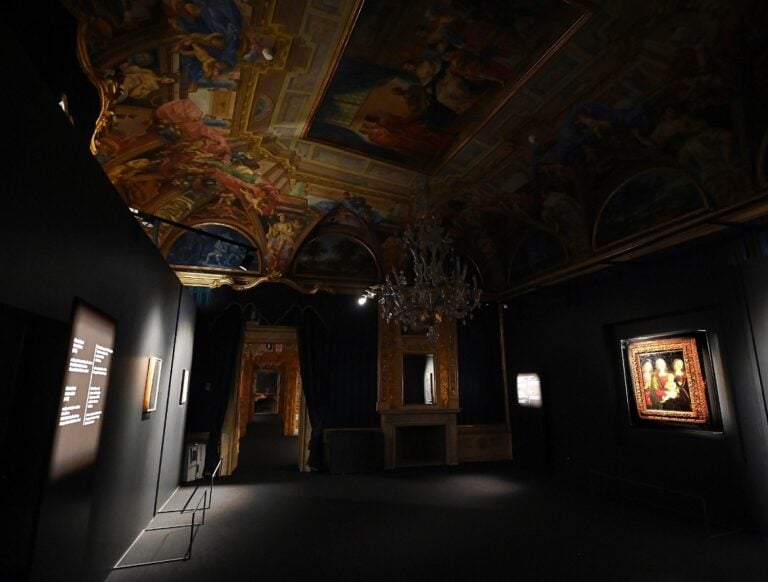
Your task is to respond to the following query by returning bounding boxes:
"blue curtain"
[187,304,244,473]
[457,304,506,425]
[297,297,378,469]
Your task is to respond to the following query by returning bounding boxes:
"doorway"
[220,324,310,475]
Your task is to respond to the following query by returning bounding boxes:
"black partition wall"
[502,230,768,532]
[1,28,197,582]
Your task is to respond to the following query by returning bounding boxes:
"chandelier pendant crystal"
[366,212,481,340]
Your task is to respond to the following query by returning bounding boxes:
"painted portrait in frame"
[622,334,714,427]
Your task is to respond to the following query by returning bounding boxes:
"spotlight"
[357,296,367,306]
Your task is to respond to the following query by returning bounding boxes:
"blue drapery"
[297,297,378,469]
[189,285,379,471]
[457,304,506,425]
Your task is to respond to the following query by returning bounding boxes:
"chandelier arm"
[364,212,482,339]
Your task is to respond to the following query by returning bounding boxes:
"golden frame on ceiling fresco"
[73,20,113,157]
[302,0,595,175]
[174,269,334,294]
[235,33,296,135]
[230,273,332,294]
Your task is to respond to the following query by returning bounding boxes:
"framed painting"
[144,357,162,413]
[621,333,716,428]
[253,368,279,415]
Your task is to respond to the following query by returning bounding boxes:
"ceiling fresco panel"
[63,0,768,293]
[304,0,592,173]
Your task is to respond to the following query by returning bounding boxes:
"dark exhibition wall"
[503,231,768,531]
[1,29,196,582]
[155,290,197,513]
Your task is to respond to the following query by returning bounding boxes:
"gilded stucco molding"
[174,271,235,288]
[378,315,458,410]
[231,272,332,294]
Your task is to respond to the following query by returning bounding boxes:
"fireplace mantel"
[377,314,460,469]
[380,408,460,469]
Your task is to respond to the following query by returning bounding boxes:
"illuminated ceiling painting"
[65,0,768,293]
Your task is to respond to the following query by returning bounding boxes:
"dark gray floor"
[107,417,768,581]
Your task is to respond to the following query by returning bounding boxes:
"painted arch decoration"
[165,222,261,273]
[292,234,380,282]
[593,168,708,250]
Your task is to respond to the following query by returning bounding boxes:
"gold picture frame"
[144,357,162,413]
[623,335,712,426]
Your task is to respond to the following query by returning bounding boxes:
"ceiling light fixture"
[365,191,481,340]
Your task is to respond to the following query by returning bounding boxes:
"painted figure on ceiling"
[106,98,281,216]
[312,192,382,225]
[265,213,301,272]
[156,98,231,158]
[107,157,168,207]
[116,61,178,103]
[403,53,444,86]
[442,47,513,86]
[164,0,244,81]
[359,116,452,160]
[633,105,743,203]
[201,160,279,215]
[210,191,239,216]
[538,102,650,169]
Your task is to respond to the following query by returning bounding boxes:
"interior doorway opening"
[220,324,311,475]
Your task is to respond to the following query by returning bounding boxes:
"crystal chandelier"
[366,211,481,340]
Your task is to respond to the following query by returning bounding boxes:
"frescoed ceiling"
[63,0,768,294]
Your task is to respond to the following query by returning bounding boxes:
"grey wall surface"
[735,257,768,531]
[504,236,768,531]
[155,289,197,511]
[2,30,195,581]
